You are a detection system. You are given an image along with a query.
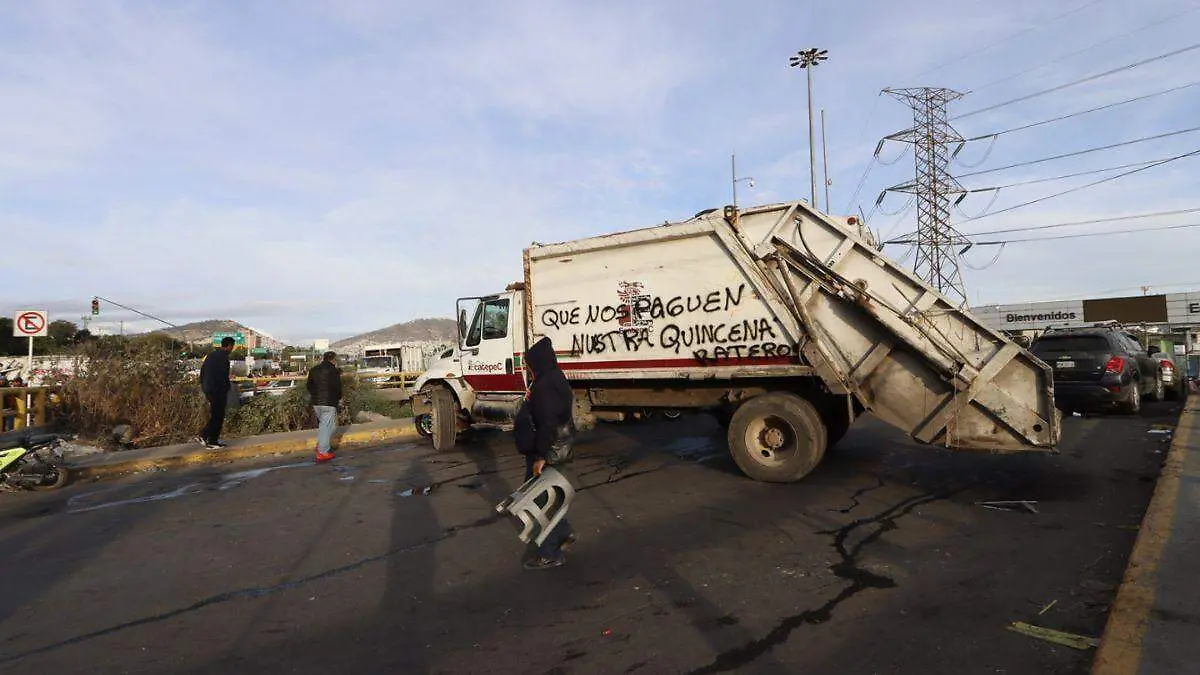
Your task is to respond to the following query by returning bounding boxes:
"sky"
[1,0,1198,343]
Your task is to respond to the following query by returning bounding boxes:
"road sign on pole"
[13,310,47,427]
[14,310,48,338]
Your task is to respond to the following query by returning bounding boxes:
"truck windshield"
[464,299,510,347]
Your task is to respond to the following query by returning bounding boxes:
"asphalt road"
[0,402,1182,675]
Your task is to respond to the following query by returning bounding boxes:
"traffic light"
[91,297,100,315]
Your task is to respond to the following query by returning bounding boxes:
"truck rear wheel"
[430,388,458,451]
[727,393,827,483]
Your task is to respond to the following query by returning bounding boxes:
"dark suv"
[1030,326,1163,414]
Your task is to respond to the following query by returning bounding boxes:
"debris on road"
[1037,600,1057,616]
[976,500,1039,514]
[1006,621,1099,650]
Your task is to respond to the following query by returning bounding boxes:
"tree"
[0,318,23,356]
[230,346,248,361]
[47,320,80,352]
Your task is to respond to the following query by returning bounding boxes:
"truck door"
[458,295,525,393]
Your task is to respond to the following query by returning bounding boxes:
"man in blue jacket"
[198,337,235,449]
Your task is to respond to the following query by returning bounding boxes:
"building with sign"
[970,289,1200,375]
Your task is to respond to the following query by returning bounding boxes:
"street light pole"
[730,153,754,211]
[789,48,829,210]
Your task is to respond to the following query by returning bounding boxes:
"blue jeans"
[526,455,573,560]
[314,405,337,453]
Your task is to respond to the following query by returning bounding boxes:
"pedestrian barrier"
[0,386,60,432]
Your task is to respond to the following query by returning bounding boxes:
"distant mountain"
[151,319,254,345]
[332,318,457,351]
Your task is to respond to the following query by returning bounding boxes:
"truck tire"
[711,408,733,429]
[727,392,827,483]
[430,388,458,451]
[822,402,852,450]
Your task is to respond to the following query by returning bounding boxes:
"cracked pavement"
[0,402,1182,674]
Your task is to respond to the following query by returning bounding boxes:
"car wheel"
[1121,381,1141,414]
[1147,375,1164,403]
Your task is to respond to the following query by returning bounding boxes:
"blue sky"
[1,0,1197,343]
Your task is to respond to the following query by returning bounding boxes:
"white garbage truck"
[411,200,1060,482]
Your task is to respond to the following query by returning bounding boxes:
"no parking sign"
[13,310,48,338]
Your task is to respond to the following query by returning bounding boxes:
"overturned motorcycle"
[0,429,70,491]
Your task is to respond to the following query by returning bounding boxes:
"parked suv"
[1030,326,1163,414]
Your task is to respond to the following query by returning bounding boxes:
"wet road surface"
[0,402,1182,674]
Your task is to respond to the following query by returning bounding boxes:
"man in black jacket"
[198,337,235,449]
[307,351,343,463]
[515,336,577,570]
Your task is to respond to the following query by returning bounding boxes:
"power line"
[889,221,1200,246]
[959,146,1200,222]
[973,221,1200,245]
[963,159,1171,191]
[886,205,1200,244]
[953,41,1200,121]
[960,207,1200,237]
[973,4,1200,92]
[961,80,1200,141]
[947,127,1200,181]
[906,0,1109,81]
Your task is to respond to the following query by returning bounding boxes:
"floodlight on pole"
[789,47,828,210]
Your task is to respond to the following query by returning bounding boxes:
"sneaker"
[560,534,579,552]
[315,452,335,464]
[195,436,206,446]
[204,442,223,450]
[523,556,564,570]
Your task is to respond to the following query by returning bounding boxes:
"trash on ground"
[976,500,1039,514]
[1146,429,1172,435]
[1006,621,1098,650]
[1037,599,1057,616]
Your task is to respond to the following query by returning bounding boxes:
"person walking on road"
[514,336,577,570]
[306,351,343,463]
[198,337,235,449]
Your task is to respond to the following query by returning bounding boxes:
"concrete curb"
[1092,394,1197,675]
[68,421,423,483]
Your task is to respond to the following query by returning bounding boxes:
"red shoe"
[315,452,335,463]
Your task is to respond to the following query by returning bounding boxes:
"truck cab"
[410,286,527,449]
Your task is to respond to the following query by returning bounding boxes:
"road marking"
[1092,399,1197,674]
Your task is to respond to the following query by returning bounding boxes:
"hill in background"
[151,319,254,345]
[331,317,457,351]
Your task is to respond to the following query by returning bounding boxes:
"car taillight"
[1160,359,1174,373]
[1104,356,1125,374]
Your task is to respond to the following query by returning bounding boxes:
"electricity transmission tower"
[881,87,970,306]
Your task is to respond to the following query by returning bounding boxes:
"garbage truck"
[411,200,1060,482]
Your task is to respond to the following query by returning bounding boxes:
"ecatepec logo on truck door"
[466,362,505,373]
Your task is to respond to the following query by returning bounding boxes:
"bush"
[60,346,413,448]
[62,340,208,448]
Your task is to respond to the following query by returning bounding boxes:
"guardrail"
[0,386,61,432]
[230,371,424,390]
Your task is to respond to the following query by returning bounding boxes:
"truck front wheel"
[727,393,827,483]
[430,388,459,451]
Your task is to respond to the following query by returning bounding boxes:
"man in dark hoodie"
[515,336,577,570]
[198,337,235,449]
